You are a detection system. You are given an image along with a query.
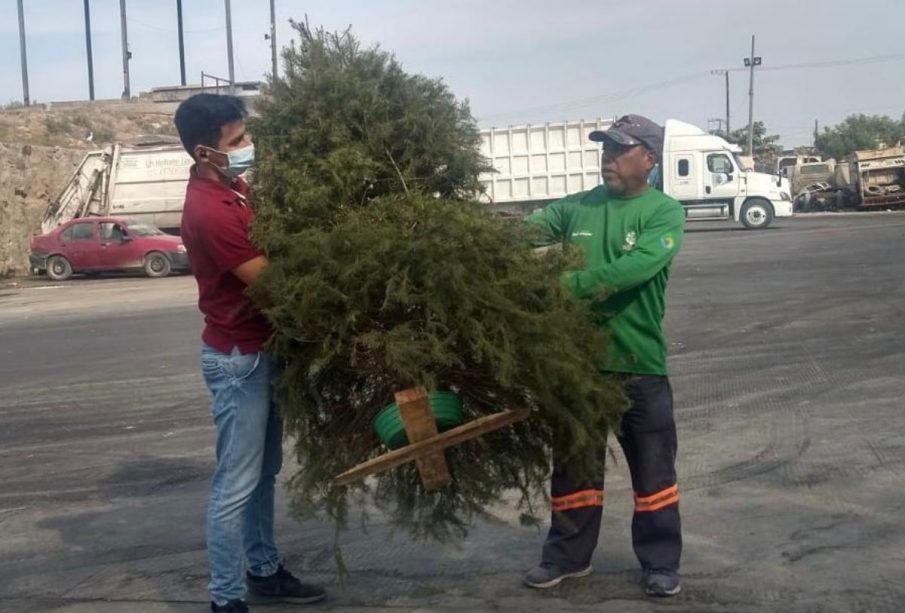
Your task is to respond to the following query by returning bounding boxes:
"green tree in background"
[248,22,626,544]
[815,113,905,160]
[717,121,783,166]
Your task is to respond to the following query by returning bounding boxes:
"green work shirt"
[526,185,685,375]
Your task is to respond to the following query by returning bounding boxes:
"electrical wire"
[478,71,710,122]
[480,52,905,126]
[726,52,905,73]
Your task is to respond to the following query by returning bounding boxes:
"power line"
[725,52,905,73]
[479,71,710,123]
[481,50,905,127]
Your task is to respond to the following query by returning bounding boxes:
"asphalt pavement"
[2,213,905,613]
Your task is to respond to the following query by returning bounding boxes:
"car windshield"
[779,159,797,170]
[125,222,164,237]
[801,164,831,176]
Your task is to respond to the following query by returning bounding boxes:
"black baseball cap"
[589,114,664,161]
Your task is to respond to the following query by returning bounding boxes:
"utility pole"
[119,0,131,99]
[722,70,730,135]
[813,119,819,146]
[225,0,235,92]
[83,0,95,100]
[267,0,278,79]
[176,0,186,86]
[743,35,762,157]
[17,0,29,106]
[710,69,730,136]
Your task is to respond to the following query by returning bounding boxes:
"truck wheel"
[865,184,884,196]
[740,198,774,229]
[46,255,73,281]
[143,252,171,278]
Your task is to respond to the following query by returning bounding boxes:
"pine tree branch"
[385,148,410,196]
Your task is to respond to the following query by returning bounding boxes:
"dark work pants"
[541,375,682,573]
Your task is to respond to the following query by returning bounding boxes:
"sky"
[1,0,904,147]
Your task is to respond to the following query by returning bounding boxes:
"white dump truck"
[480,118,792,229]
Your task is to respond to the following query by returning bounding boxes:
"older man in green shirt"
[523,115,685,597]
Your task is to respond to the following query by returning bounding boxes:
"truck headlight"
[176,245,187,253]
[779,192,791,201]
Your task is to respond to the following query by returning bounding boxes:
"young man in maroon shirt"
[175,94,325,612]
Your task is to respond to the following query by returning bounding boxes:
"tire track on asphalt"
[674,356,838,491]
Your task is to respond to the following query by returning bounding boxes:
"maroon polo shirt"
[181,168,272,354]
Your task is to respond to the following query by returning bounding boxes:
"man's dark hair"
[174,94,248,159]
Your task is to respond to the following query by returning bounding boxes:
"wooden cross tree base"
[334,386,529,491]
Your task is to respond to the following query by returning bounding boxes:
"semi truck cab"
[661,119,792,229]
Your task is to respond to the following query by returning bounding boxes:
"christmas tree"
[249,22,626,542]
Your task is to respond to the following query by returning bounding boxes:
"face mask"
[203,144,255,178]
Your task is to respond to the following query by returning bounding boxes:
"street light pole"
[269,0,278,79]
[177,0,186,86]
[17,0,30,106]
[120,0,131,99]
[84,0,95,100]
[743,35,762,157]
[225,0,235,92]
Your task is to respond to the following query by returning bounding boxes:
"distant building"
[143,81,263,104]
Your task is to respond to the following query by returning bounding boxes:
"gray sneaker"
[643,571,681,597]
[523,563,592,589]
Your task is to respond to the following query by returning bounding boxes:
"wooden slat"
[395,387,451,490]
[333,407,530,487]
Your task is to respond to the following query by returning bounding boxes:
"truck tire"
[143,252,171,278]
[740,198,774,230]
[47,255,73,281]
[865,184,884,196]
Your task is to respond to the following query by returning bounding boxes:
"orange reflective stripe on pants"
[634,484,679,513]
[551,488,604,512]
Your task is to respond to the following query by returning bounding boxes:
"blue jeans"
[201,344,283,604]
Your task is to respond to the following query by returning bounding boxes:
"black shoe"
[211,600,248,612]
[246,564,327,605]
[643,570,682,597]
[523,562,593,589]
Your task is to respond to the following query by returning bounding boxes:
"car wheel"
[46,255,73,281]
[740,198,774,230]
[143,252,171,278]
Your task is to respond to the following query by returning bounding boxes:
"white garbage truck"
[41,141,192,235]
[480,118,793,229]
